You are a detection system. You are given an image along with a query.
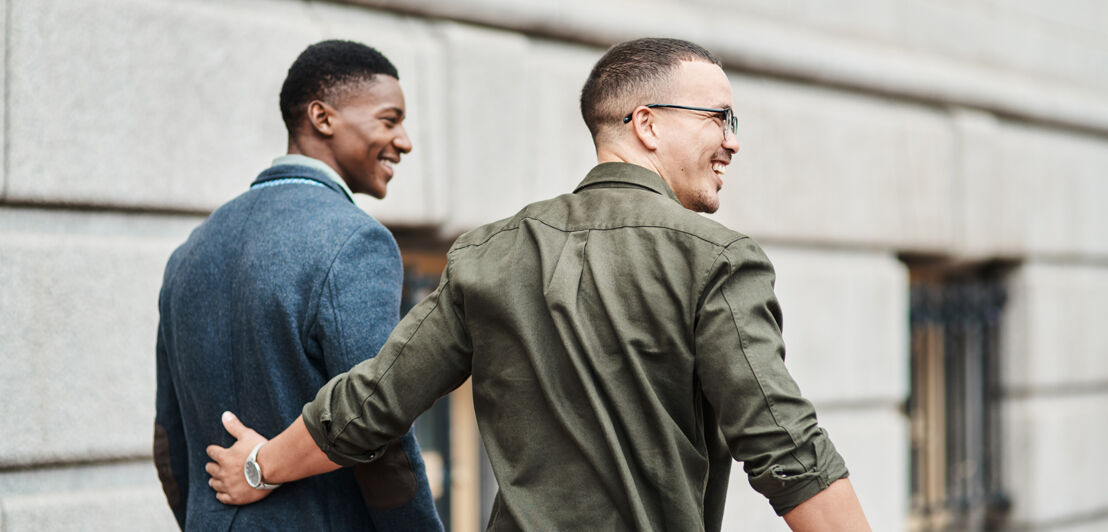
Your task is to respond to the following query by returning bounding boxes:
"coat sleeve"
[315,220,403,377]
[313,220,443,529]
[693,237,849,516]
[154,311,189,528]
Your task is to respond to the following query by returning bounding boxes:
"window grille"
[908,268,1010,531]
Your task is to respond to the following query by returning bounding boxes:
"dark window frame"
[904,258,1012,531]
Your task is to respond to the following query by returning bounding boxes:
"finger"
[221,411,249,440]
[205,461,220,477]
[216,492,232,505]
[205,444,225,461]
[208,477,224,492]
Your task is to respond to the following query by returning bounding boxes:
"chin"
[694,191,720,214]
[701,198,721,213]
[363,181,388,199]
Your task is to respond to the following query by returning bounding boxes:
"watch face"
[244,460,262,487]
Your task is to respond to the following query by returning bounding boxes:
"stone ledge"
[0,485,175,531]
[340,0,1108,136]
[0,458,176,531]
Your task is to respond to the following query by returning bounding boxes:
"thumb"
[221,411,253,441]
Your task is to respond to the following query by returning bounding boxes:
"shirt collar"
[573,162,681,204]
[271,154,355,202]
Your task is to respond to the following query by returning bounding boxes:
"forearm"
[257,415,341,484]
[783,478,870,532]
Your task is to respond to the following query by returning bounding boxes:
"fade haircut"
[580,38,721,143]
[279,40,399,135]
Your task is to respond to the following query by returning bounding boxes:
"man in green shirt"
[206,37,870,531]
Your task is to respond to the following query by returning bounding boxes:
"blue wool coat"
[154,163,442,531]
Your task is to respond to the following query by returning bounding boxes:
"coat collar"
[573,162,681,205]
[251,163,352,203]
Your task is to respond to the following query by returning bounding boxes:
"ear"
[628,107,661,151]
[306,100,335,136]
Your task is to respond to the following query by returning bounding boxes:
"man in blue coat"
[154,40,442,531]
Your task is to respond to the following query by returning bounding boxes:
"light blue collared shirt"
[271,154,355,202]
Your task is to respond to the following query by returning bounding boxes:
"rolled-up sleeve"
[303,261,474,466]
[694,237,848,515]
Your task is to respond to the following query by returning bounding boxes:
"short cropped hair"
[580,38,721,142]
[279,40,399,135]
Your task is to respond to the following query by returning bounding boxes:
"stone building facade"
[1,0,1106,530]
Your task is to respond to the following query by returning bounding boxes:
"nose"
[394,125,413,154]
[722,128,740,154]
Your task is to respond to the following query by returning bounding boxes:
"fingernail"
[222,411,235,422]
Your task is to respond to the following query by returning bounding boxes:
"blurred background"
[1,0,1107,530]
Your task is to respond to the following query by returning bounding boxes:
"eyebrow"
[380,106,405,119]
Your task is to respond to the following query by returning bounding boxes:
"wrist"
[244,441,282,490]
[256,439,286,484]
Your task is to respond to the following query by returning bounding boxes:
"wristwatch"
[244,442,282,490]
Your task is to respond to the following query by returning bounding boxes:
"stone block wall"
[2,0,1106,530]
[719,247,909,531]
[1001,263,1108,528]
[0,208,196,529]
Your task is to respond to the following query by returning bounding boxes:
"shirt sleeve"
[303,259,474,466]
[694,237,849,516]
[313,220,442,525]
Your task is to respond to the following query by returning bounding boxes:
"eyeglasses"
[623,104,737,137]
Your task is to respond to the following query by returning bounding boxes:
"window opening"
[905,259,1011,531]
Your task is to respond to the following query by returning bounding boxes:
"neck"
[287,137,341,177]
[286,136,313,159]
[596,144,663,179]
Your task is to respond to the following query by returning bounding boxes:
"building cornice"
[341,0,1108,136]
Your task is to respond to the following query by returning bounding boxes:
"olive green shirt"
[303,162,848,530]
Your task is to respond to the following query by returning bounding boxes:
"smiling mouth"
[712,162,727,177]
[379,157,399,175]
